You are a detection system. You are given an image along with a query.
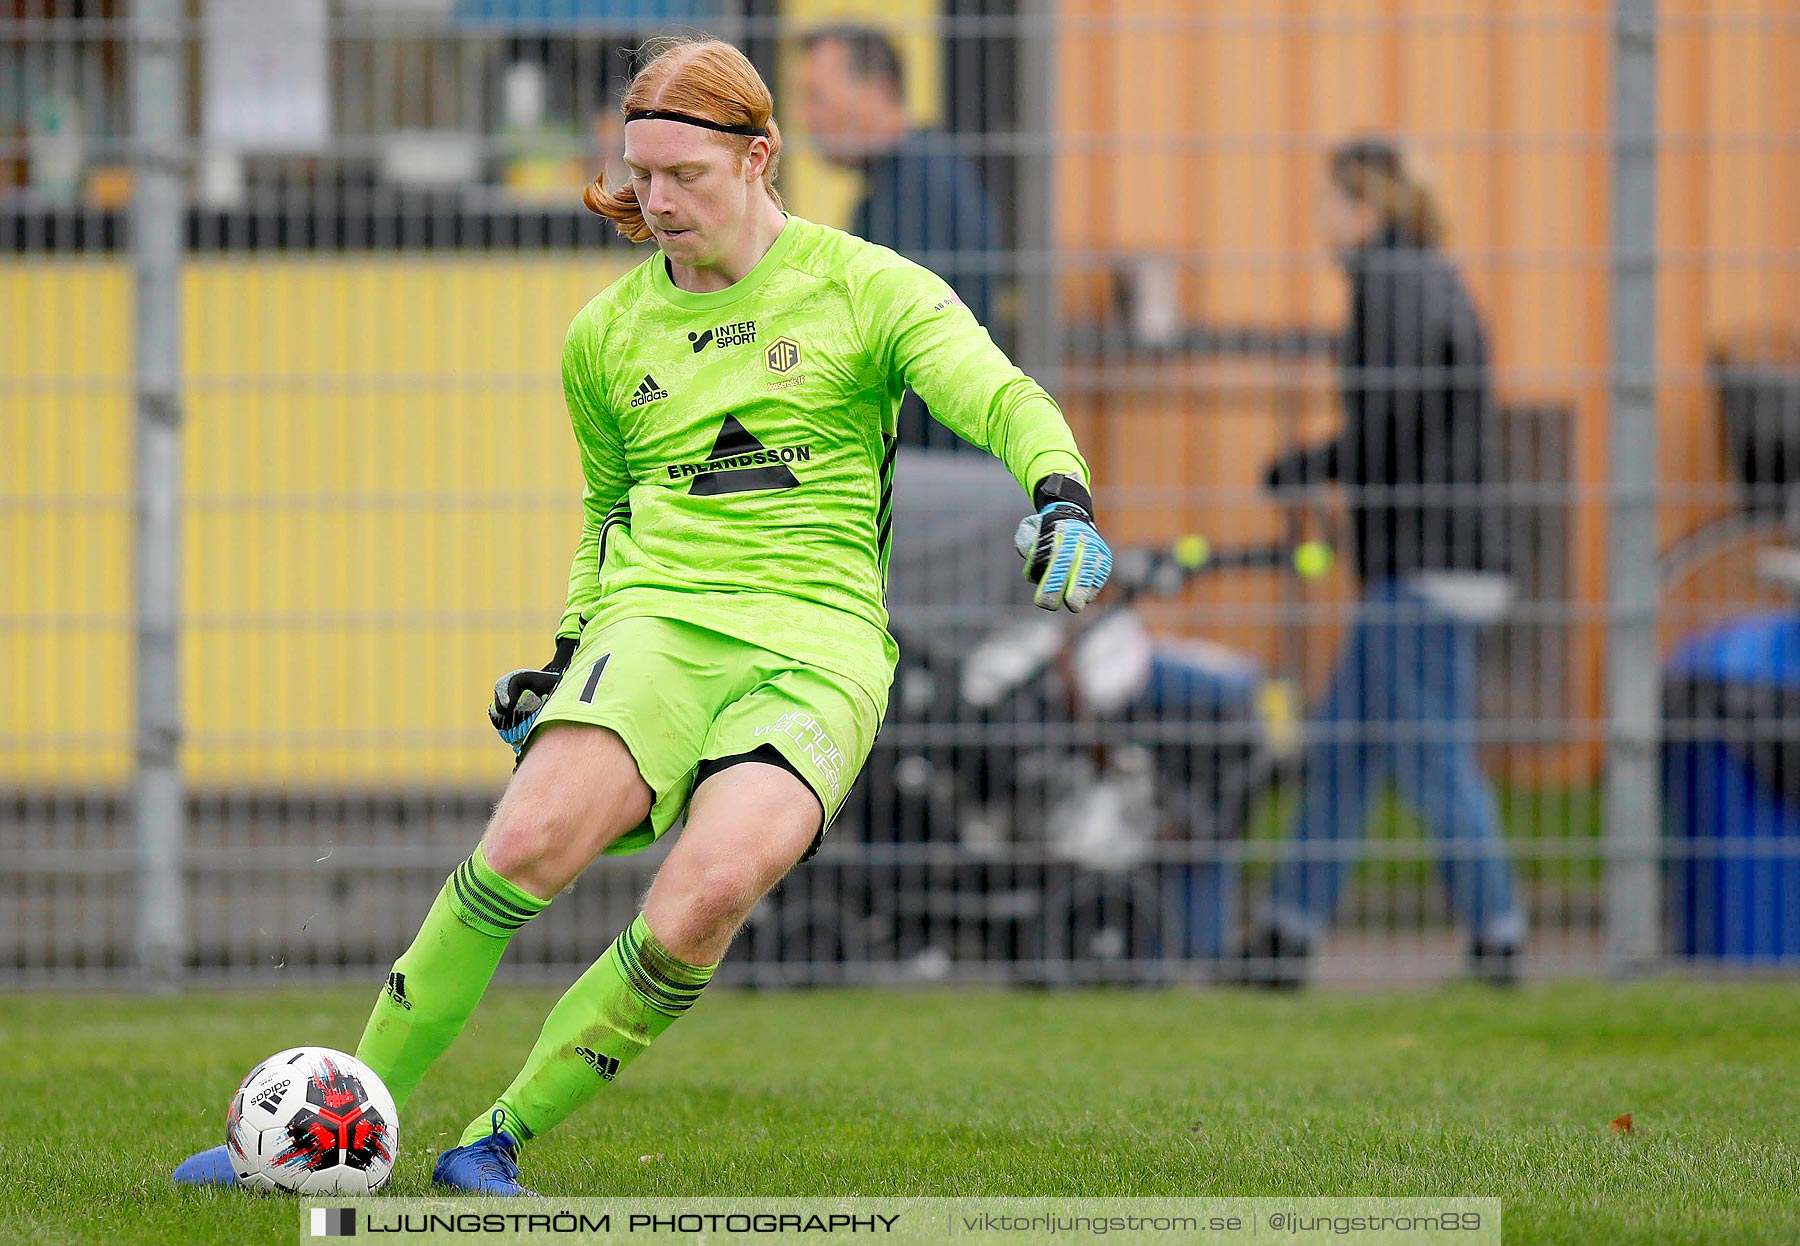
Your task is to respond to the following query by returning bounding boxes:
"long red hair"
[584,38,784,243]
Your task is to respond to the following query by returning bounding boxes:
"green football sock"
[354,845,549,1112]
[459,913,716,1146]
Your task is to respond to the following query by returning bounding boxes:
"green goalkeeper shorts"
[525,614,885,856]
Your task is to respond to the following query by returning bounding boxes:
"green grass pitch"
[4,981,1797,1245]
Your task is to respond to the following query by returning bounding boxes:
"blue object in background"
[1142,644,1263,960]
[1171,857,1236,961]
[453,0,719,29]
[1664,610,1800,961]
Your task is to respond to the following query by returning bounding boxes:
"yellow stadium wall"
[4,256,634,788]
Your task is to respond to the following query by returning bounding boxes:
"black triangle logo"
[689,414,801,495]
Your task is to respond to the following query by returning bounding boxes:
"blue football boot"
[172,1144,239,1187]
[432,1110,536,1196]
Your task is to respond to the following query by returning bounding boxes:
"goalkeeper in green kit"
[175,36,1109,1195]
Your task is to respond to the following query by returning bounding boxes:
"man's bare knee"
[480,802,568,889]
[685,857,766,932]
[643,764,823,963]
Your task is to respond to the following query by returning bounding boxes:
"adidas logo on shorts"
[630,374,669,408]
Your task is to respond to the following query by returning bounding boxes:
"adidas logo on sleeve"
[629,374,669,408]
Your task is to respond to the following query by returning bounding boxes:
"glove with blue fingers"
[489,636,579,753]
[1014,474,1113,612]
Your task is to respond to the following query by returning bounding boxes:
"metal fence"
[5,1,1799,990]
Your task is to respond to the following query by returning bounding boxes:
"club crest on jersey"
[764,337,802,374]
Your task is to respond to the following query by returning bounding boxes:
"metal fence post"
[1604,0,1660,976]
[133,0,186,992]
[1015,0,1060,397]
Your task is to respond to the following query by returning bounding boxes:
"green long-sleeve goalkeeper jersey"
[555,213,1088,706]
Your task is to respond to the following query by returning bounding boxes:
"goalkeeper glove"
[1014,474,1113,612]
[489,636,578,753]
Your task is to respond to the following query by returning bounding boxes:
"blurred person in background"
[798,24,1002,450]
[588,79,631,198]
[1239,137,1524,989]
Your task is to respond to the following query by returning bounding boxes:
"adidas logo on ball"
[251,1079,290,1113]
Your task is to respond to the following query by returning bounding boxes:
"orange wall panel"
[1053,0,1792,781]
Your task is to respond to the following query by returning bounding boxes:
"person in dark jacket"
[1241,137,1524,987]
[797,25,1002,450]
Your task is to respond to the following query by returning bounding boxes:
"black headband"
[625,109,768,137]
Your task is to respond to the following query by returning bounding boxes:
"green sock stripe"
[628,914,717,987]
[467,848,549,919]
[448,850,548,935]
[623,919,713,998]
[448,872,518,935]
[455,861,531,926]
[450,864,530,934]
[615,935,704,1017]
